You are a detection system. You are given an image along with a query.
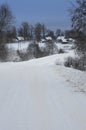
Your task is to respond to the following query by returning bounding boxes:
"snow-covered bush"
[0,44,8,61]
[64,56,86,71]
[58,48,65,54]
[64,57,73,67]
[17,50,29,61]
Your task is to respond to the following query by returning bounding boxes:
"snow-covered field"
[0,53,86,130]
[7,41,30,51]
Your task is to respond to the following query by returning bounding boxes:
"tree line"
[0,1,86,43]
[0,3,75,44]
[0,3,55,43]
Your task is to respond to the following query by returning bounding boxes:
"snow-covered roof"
[13,38,18,42]
[69,38,73,41]
[68,38,75,42]
[41,39,46,42]
[17,37,24,41]
[57,36,68,43]
[46,37,52,40]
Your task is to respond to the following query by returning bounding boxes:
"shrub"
[0,44,8,61]
[64,57,73,67]
[58,48,65,54]
[64,56,86,71]
[17,50,29,61]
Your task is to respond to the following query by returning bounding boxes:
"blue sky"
[0,0,71,31]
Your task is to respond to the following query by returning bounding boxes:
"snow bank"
[54,66,86,93]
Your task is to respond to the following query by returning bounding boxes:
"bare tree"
[34,23,43,42]
[5,26,17,43]
[56,29,62,37]
[0,3,14,43]
[41,24,47,39]
[0,3,14,60]
[46,29,55,39]
[18,22,30,40]
[29,25,34,40]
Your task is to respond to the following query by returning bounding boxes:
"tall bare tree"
[5,26,17,43]
[34,23,42,42]
[18,22,30,40]
[0,3,14,60]
[41,24,47,39]
[56,29,62,37]
[0,3,14,43]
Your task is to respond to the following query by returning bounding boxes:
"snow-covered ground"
[7,41,31,51]
[0,54,86,130]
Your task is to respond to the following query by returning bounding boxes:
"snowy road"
[0,61,86,130]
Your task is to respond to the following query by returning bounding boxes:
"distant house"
[41,39,46,43]
[17,37,24,42]
[67,38,75,43]
[57,36,68,44]
[12,38,18,43]
[45,36,53,43]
